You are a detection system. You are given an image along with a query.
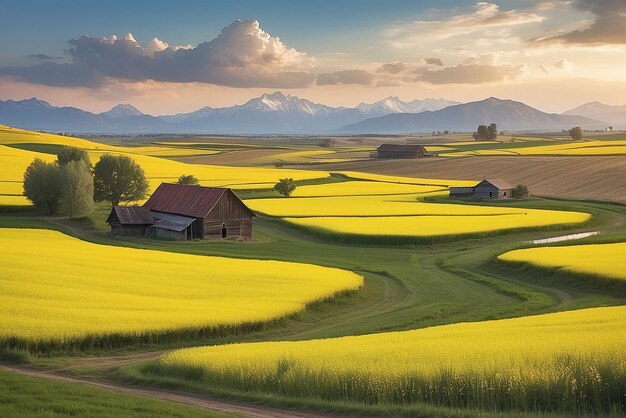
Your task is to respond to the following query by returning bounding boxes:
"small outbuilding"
[376,144,426,159]
[107,183,256,240]
[106,206,153,236]
[450,178,513,200]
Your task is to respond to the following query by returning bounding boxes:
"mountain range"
[0,92,615,134]
[0,93,458,134]
[340,98,607,133]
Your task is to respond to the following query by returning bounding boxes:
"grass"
[0,370,232,417]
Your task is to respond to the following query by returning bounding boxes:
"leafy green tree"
[177,174,199,185]
[473,124,498,141]
[93,154,149,206]
[569,126,583,141]
[23,159,64,214]
[57,146,91,167]
[473,125,488,140]
[512,184,529,199]
[274,178,296,197]
[61,160,94,219]
[487,123,498,140]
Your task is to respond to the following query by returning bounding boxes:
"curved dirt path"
[0,364,345,418]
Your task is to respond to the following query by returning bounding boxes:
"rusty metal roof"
[476,178,513,190]
[143,183,229,218]
[107,206,154,225]
[377,144,425,152]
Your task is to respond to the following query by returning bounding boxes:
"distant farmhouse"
[107,183,255,240]
[376,144,426,159]
[450,179,513,200]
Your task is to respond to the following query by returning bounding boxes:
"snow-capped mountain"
[356,97,459,116]
[0,92,460,134]
[101,104,144,118]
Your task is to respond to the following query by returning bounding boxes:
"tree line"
[23,147,149,218]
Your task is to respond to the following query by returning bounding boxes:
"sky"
[1,0,625,114]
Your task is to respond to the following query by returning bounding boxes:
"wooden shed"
[106,206,153,237]
[376,144,425,159]
[472,179,513,199]
[449,179,514,200]
[107,183,256,240]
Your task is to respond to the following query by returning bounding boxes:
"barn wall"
[474,185,512,199]
[377,151,420,159]
[110,223,147,237]
[203,191,254,240]
[147,227,187,241]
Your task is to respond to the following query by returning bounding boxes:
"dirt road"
[0,364,347,418]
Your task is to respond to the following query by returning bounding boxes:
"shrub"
[177,174,199,185]
[274,178,296,197]
[512,184,529,199]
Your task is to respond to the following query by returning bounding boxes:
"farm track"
[311,155,626,203]
[0,364,346,418]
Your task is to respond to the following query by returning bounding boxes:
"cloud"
[533,0,626,46]
[26,54,63,61]
[416,54,526,84]
[385,2,544,47]
[376,62,407,74]
[0,20,316,88]
[316,69,375,86]
[552,58,573,70]
[540,58,574,73]
[423,57,444,66]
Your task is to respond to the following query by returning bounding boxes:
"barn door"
[221,223,227,238]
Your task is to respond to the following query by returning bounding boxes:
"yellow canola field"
[246,195,585,218]
[499,242,626,282]
[341,171,476,187]
[0,127,329,202]
[160,306,626,411]
[0,229,363,347]
[291,181,447,197]
[444,140,626,157]
[284,211,589,238]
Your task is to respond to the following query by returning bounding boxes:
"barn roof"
[144,183,254,219]
[107,206,153,225]
[149,212,196,232]
[476,178,513,190]
[377,144,425,152]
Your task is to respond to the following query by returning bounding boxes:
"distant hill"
[338,97,606,133]
[0,93,458,134]
[563,102,625,128]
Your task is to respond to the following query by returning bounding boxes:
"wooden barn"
[450,178,513,200]
[107,183,255,240]
[376,144,426,159]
